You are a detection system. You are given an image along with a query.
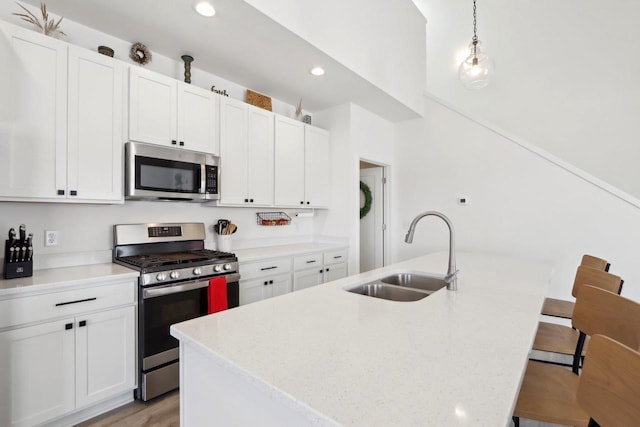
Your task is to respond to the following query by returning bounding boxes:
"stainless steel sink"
[345,273,446,302]
[380,273,447,292]
[347,283,429,302]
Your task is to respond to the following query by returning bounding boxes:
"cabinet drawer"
[240,257,291,280]
[293,252,323,271]
[0,280,136,329]
[324,249,348,266]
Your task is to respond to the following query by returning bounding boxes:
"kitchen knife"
[26,233,33,249]
[19,224,26,243]
[20,246,27,262]
[27,246,33,262]
[8,227,16,246]
[8,247,14,263]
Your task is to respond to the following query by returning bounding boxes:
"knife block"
[3,240,33,280]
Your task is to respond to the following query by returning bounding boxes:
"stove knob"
[156,273,167,281]
[223,263,232,271]
[213,265,222,272]
[170,271,180,280]
[193,267,202,276]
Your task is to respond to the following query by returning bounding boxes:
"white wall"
[314,103,395,275]
[393,96,640,303]
[414,0,640,201]
[243,0,426,117]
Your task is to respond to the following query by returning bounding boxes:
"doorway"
[359,160,387,273]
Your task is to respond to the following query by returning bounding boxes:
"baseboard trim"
[41,390,134,427]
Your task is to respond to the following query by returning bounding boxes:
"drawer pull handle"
[55,297,97,307]
[65,323,73,330]
[260,266,277,271]
[333,256,342,259]
[79,320,87,327]
[306,260,317,264]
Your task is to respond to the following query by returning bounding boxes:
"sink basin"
[346,283,429,302]
[380,273,447,292]
[345,273,447,302]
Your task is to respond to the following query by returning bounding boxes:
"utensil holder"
[216,235,232,252]
[3,240,33,279]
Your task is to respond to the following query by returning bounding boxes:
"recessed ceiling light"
[310,67,325,76]
[195,2,216,17]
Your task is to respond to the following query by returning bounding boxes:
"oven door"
[141,279,209,370]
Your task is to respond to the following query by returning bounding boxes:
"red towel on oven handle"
[208,276,228,314]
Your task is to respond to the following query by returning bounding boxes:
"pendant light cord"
[472,0,478,55]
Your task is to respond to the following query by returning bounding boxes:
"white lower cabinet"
[240,248,349,303]
[239,274,292,305]
[0,280,136,427]
[239,257,292,305]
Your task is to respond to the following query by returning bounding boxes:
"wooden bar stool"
[541,254,610,319]
[513,286,640,426]
[577,335,640,427]
[532,266,623,360]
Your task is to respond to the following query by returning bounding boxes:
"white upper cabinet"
[219,97,274,205]
[274,116,330,208]
[0,22,67,200]
[274,116,306,207]
[0,22,124,203]
[67,46,124,202]
[129,67,218,154]
[304,125,330,208]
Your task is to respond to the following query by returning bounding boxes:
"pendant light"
[458,0,494,89]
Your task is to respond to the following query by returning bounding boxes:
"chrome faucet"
[404,211,458,291]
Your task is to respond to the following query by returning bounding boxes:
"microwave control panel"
[205,165,218,194]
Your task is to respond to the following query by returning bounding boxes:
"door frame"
[359,158,389,271]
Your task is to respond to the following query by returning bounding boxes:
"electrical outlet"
[45,230,59,247]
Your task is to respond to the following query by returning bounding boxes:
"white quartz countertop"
[234,243,347,263]
[171,252,552,426]
[0,263,139,298]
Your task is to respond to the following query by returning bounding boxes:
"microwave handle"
[200,164,206,194]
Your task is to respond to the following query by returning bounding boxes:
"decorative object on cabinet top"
[295,99,303,121]
[13,2,65,37]
[246,89,272,111]
[98,45,114,57]
[211,85,229,96]
[130,42,151,65]
[302,114,312,124]
[181,54,194,83]
[257,212,291,226]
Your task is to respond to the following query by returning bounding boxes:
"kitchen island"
[170,252,551,426]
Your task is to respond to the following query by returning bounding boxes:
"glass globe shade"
[458,41,494,90]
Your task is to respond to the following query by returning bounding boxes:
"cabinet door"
[293,268,324,291]
[324,262,348,283]
[75,306,135,408]
[177,83,218,154]
[0,22,67,200]
[247,105,274,205]
[239,277,269,305]
[129,67,177,146]
[219,96,248,204]
[274,116,305,207]
[67,46,124,202]
[270,273,293,298]
[0,319,75,427]
[304,125,331,208]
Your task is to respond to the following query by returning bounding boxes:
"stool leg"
[512,416,519,427]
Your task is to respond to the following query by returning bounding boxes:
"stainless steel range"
[113,222,239,401]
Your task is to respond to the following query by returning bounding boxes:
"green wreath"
[360,181,372,219]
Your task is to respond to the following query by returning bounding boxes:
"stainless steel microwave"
[125,141,220,202]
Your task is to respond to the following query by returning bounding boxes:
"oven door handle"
[142,274,241,299]
[143,280,211,299]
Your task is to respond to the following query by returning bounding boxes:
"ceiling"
[20,0,417,120]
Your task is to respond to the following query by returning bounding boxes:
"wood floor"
[76,391,179,427]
